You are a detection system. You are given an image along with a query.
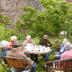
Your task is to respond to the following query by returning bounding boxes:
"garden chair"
[5,56,31,72]
[44,58,72,72]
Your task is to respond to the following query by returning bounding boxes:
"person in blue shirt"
[55,38,70,60]
[0,40,10,59]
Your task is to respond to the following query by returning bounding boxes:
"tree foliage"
[0,0,72,40]
[15,0,72,37]
[0,14,17,40]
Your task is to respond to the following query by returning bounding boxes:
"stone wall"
[0,0,43,27]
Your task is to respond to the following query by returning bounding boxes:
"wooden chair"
[44,58,72,72]
[5,56,31,72]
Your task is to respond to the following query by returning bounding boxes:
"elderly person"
[6,44,37,72]
[0,40,10,58]
[57,38,70,56]
[23,35,35,47]
[9,36,19,49]
[55,39,71,60]
[12,42,23,52]
[44,42,72,71]
[60,42,72,59]
[23,35,38,63]
[39,34,52,61]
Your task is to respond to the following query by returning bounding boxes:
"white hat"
[11,36,17,40]
[0,40,10,48]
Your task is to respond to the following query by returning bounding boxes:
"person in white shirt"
[23,35,38,63]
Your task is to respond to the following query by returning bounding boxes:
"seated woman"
[60,42,72,59]
[23,35,38,63]
[9,36,19,49]
[0,40,10,59]
[6,43,37,72]
[39,34,52,61]
[56,38,70,56]
[23,35,35,49]
[55,39,71,60]
[43,42,72,71]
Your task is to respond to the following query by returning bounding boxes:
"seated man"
[39,34,52,61]
[6,43,37,72]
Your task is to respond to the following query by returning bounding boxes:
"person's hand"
[25,66,30,69]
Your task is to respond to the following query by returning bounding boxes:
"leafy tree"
[0,14,16,40]
[0,14,10,26]
[16,0,72,38]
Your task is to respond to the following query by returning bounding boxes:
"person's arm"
[59,46,65,54]
[8,42,13,49]
[47,41,52,47]
[23,40,27,47]
[32,40,36,46]
[39,39,43,45]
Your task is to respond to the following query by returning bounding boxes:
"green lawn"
[0,65,3,72]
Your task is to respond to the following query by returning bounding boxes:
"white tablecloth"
[24,45,51,54]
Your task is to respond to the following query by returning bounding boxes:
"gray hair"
[0,40,10,48]
[64,42,71,50]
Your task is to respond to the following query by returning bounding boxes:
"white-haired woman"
[60,42,72,59]
[9,36,18,49]
[23,35,38,63]
[55,38,71,60]
[23,35,35,47]
[0,40,10,58]
[58,38,70,55]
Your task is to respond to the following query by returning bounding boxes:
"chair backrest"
[5,56,25,69]
[46,58,72,71]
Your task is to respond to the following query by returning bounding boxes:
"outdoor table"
[24,50,50,55]
[23,46,51,55]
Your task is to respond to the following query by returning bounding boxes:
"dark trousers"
[30,54,38,63]
[42,52,51,62]
[53,56,60,60]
